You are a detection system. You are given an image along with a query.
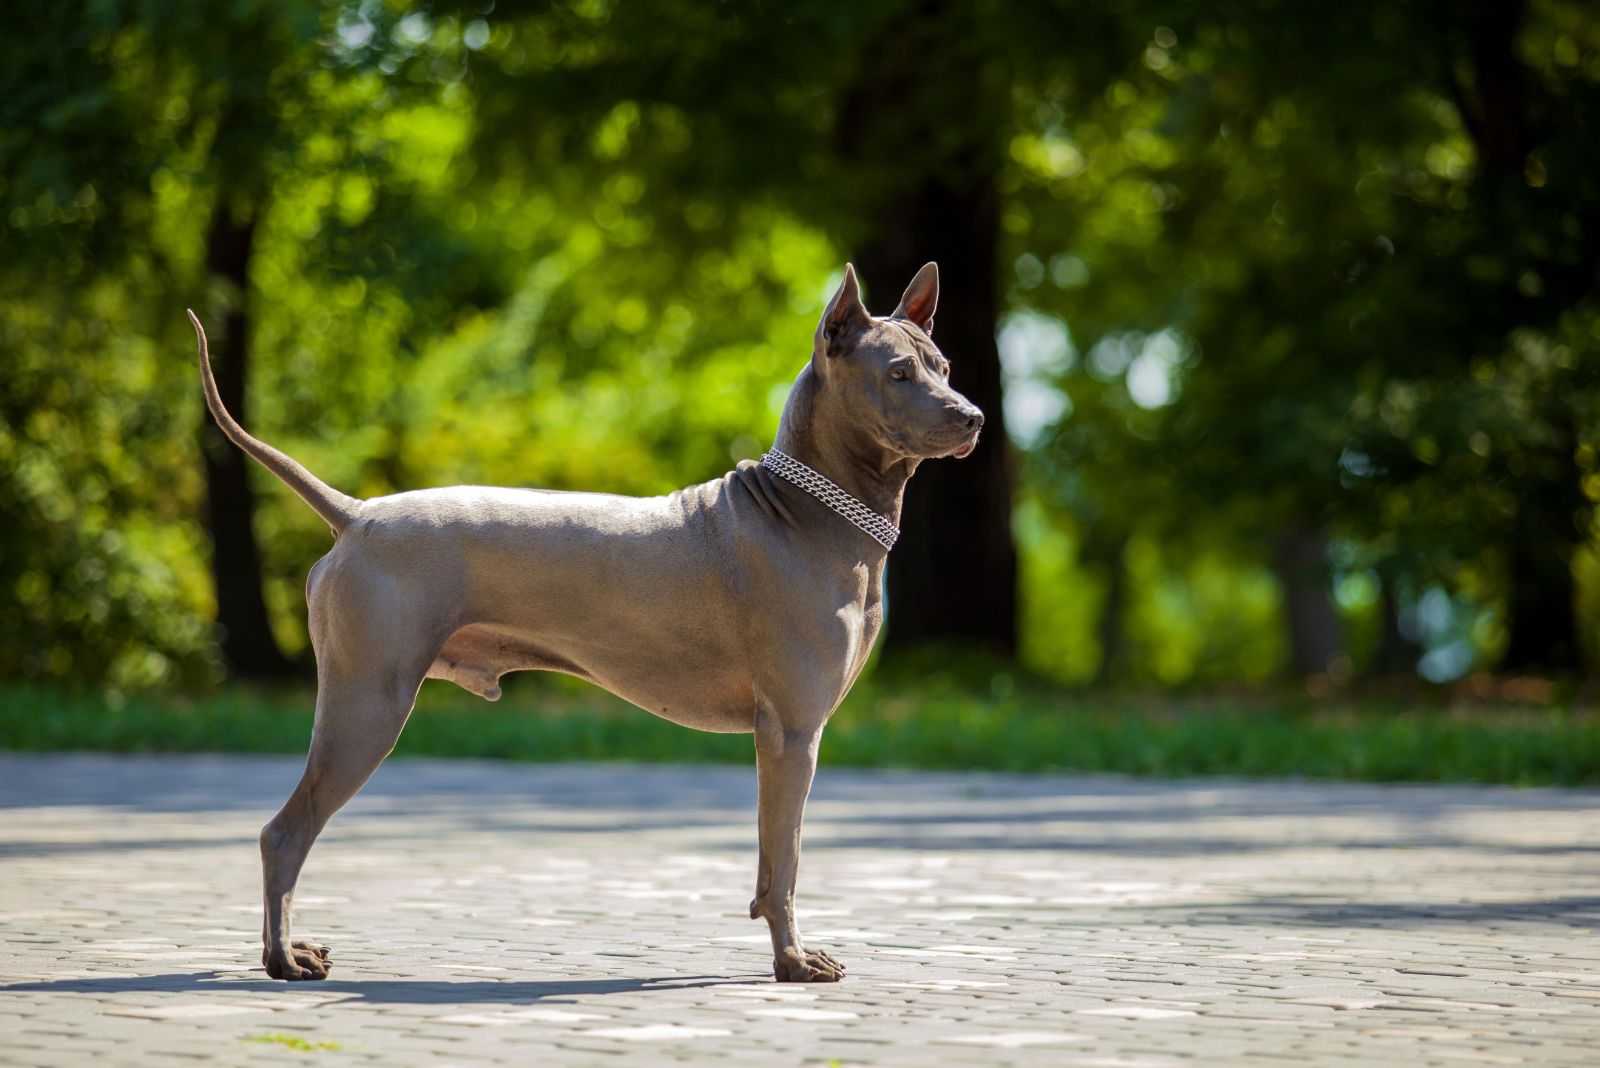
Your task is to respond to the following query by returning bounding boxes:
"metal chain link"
[760,448,899,551]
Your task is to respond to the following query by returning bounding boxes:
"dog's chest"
[847,561,886,676]
[849,560,885,649]
[812,559,889,709]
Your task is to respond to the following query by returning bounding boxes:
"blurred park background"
[3,1,1599,781]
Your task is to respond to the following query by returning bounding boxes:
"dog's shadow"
[1,971,762,1004]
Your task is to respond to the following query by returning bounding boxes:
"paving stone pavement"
[1,753,1598,1066]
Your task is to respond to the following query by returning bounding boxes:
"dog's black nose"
[962,407,984,431]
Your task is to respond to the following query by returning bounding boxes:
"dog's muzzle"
[947,404,983,458]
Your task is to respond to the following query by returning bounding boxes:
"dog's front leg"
[748,712,844,982]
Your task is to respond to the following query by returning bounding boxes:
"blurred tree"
[835,3,1016,654]
[1006,0,1599,679]
[1,1,332,679]
[1443,0,1597,672]
[184,10,326,681]
[201,190,295,678]
[832,4,1017,655]
[5,0,1597,690]
[1,1,508,682]
[1,1,217,685]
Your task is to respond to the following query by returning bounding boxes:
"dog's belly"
[428,622,756,732]
[591,663,757,733]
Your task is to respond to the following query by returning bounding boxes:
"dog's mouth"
[899,428,981,460]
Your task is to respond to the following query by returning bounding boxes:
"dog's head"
[811,262,983,460]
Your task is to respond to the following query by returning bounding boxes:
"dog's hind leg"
[259,663,421,980]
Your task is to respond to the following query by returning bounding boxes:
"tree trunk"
[1501,416,1582,674]
[860,189,1016,656]
[1502,529,1577,674]
[1088,531,1127,686]
[836,3,1017,657]
[200,196,297,680]
[1371,578,1421,677]
[1272,525,1343,678]
[1448,0,1583,675]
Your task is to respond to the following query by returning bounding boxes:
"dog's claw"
[811,948,844,972]
[773,946,846,983]
[293,940,331,961]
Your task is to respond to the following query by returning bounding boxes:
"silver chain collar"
[760,448,900,552]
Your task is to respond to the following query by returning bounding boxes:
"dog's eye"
[889,367,909,382]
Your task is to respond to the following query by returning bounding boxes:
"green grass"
[1,674,1596,786]
[240,1033,341,1052]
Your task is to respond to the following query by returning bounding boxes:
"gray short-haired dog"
[190,261,982,983]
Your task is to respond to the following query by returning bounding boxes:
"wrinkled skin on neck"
[773,364,916,521]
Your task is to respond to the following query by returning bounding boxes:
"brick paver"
[1,753,1597,1065]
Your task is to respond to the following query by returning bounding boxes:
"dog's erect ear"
[818,263,869,356]
[891,261,939,337]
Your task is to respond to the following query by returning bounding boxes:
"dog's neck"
[772,363,918,523]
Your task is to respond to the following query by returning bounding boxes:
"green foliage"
[3,0,1598,688]
[1005,1,1600,677]
[0,287,214,686]
[1,0,840,676]
[3,678,1596,786]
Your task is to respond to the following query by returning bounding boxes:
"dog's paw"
[263,941,332,981]
[773,946,845,983]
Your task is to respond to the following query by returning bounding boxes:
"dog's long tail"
[188,309,359,534]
